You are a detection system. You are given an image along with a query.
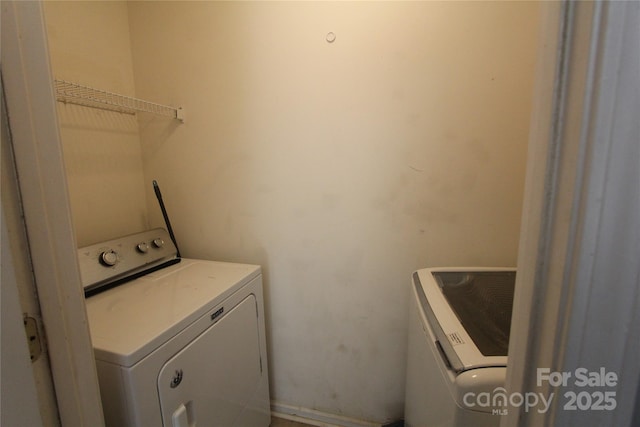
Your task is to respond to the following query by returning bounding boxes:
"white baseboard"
[271,401,381,427]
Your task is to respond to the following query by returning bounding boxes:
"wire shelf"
[54,79,185,122]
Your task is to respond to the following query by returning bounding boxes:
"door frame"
[504,1,640,426]
[1,1,104,425]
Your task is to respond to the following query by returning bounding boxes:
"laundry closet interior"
[43,1,540,425]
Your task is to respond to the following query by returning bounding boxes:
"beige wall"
[128,1,539,423]
[45,1,148,247]
[45,1,540,424]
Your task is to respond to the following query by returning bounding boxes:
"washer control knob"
[152,238,164,248]
[99,250,118,267]
[136,242,149,253]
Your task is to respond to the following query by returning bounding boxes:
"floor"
[270,416,315,427]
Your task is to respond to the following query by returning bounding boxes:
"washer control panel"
[78,228,178,291]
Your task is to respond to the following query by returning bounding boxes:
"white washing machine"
[404,267,516,427]
[79,228,271,427]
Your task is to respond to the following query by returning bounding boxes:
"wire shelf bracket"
[54,79,185,123]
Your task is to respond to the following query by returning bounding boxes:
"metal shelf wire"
[53,79,185,122]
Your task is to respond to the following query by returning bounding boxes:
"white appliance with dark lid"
[404,267,516,427]
[79,228,271,427]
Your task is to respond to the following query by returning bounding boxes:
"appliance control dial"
[99,250,118,267]
[152,238,164,248]
[136,242,149,253]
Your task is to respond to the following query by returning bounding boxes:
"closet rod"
[53,79,185,122]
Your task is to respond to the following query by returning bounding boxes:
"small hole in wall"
[326,32,336,43]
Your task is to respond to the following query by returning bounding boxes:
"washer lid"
[413,267,515,372]
[85,258,260,367]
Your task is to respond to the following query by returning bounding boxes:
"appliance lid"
[435,270,515,357]
[84,258,261,367]
[413,267,516,372]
